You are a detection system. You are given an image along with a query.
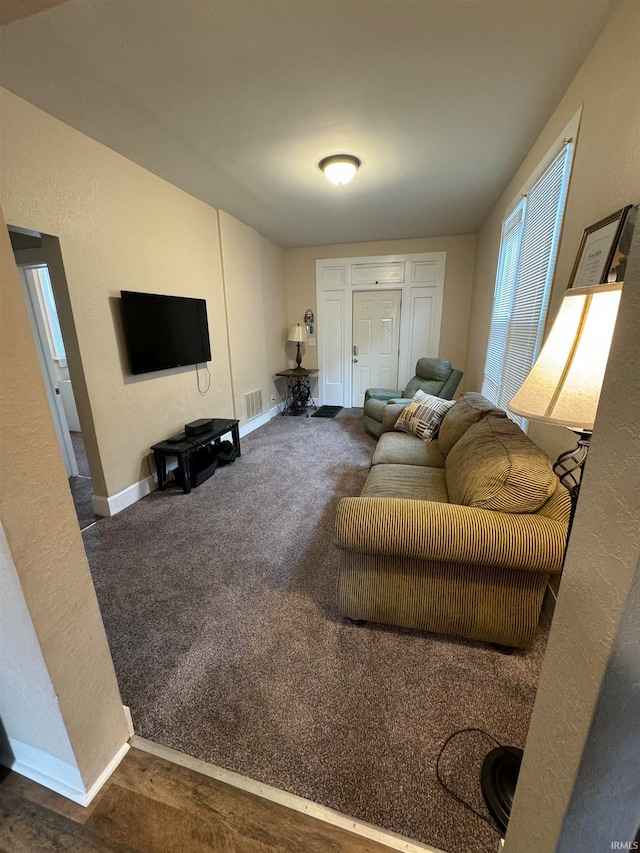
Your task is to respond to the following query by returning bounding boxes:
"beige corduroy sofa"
[336,392,571,648]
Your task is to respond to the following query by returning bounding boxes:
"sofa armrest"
[335,497,568,574]
[365,388,403,403]
[381,403,408,433]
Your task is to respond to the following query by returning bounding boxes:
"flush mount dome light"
[319,154,361,185]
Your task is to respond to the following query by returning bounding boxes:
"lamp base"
[295,342,302,368]
[553,431,591,503]
[480,746,523,833]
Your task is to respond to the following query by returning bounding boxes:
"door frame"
[17,261,79,477]
[315,252,446,407]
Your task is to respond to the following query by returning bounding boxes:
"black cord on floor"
[435,727,504,834]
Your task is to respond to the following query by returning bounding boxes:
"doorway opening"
[9,227,98,531]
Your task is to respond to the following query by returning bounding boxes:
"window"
[27,265,66,362]
[482,137,575,420]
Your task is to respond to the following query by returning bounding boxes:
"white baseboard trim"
[1,739,86,802]
[239,404,280,437]
[83,742,130,806]
[131,735,446,853]
[1,738,129,807]
[92,474,156,517]
[122,705,135,738]
[92,409,279,518]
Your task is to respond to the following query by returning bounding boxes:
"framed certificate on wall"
[568,206,631,289]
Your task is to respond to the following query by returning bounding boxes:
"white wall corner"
[1,738,130,807]
[83,742,130,807]
[0,738,85,802]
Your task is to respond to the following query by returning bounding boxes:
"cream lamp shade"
[287,323,308,343]
[288,323,307,368]
[508,282,623,432]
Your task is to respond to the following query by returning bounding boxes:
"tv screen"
[120,290,211,375]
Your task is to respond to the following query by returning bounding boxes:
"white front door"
[352,289,401,407]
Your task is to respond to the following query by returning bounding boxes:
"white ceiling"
[0,0,615,248]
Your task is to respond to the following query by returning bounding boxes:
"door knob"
[353,358,358,363]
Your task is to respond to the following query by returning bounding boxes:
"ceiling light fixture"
[319,154,361,185]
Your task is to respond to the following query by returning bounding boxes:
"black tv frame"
[120,290,211,376]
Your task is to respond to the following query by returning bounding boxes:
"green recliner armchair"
[363,357,463,438]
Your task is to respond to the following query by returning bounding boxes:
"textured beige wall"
[218,212,287,422]
[466,0,640,459]
[0,209,129,789]
[0,88,234,497]
[284,235,476,383]
[505,231,640,851]
[259,235,289,404]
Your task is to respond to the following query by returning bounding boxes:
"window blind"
[482,142,573,419]
[482,200,525,405]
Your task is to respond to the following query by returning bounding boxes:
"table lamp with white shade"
[481,281,623,833]
[288,323,308,370]
[508,281,623,512]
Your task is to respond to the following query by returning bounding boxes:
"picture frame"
[604,203,638,283]
[567,205,632,289]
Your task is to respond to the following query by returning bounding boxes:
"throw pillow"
[394,390,456,442]
[445,415,557,513]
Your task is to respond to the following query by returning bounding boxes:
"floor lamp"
[480,281,623,833]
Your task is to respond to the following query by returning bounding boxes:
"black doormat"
[311,406,343,418]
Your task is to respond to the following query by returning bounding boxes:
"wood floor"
[0,747,398,852]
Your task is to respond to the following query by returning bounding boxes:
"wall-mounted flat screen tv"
[120,290,211,375]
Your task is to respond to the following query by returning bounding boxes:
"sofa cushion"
[438,392,507,457]
[445,416,557,513]
[372,432,445,468]
[394,391,456,441]
[362,464,449,503]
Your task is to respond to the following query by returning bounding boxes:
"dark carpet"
[311,405,343,418]
[68,431,98,530]
[83,410,548,853]
[68,475,98,530]
[70,430,91,477]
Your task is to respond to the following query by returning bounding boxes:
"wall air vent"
[244,389,263,421]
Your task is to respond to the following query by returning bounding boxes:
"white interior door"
[352,289,401,407]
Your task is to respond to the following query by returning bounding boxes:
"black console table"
[151,418,240,494]
[276,368,318,416]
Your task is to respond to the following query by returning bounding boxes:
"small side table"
[151,418,240,494]
[276,369,318,416]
